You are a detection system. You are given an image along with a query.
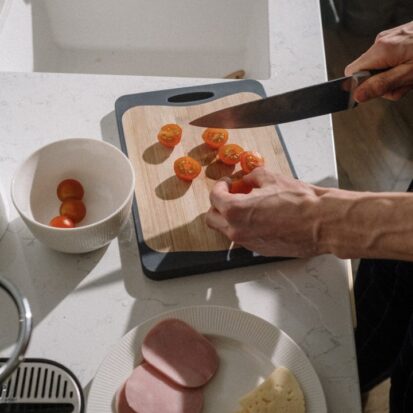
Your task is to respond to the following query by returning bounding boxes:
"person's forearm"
[316,188,413,261]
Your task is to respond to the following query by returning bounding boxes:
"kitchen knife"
[190,70,384,128]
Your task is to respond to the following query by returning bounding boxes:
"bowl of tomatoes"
[11,138,135,253]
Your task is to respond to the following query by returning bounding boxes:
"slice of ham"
[142,318,219,388]
[124,362,204,413]
[116,382,136,413]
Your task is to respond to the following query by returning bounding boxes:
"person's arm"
[345,20,413,102]
[206,168,413,261]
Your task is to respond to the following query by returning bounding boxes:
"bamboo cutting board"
[115,81,296,279]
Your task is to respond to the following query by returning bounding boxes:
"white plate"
[87,306,327,413]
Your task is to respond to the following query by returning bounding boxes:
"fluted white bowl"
[11,138,135,253]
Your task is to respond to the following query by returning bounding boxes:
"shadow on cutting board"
[143,142,174,165]
[155,176,191,200]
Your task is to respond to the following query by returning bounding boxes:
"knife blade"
[189,71,377,129]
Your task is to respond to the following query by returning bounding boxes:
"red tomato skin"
[60,199,87,223]
[202,128,229,149]
[49,215,75,228]
[157,124,182,148]
[240,151,264,174]
[174,156,201,181]
[57,179,84,201]
[218,144,244,165]
[230,179,253,194]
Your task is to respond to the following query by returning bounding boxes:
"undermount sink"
[0,0,270,79]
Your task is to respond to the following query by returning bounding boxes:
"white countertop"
[0,0,362,411]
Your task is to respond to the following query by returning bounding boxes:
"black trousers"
[355,183,413,412]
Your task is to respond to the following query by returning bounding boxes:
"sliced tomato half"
[217,144,244,165]
[158,124,182,148]
[174,156,202,181]
[240,151,264,174]
[202,128,229,149]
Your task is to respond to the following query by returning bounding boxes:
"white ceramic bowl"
[11,138,135,253]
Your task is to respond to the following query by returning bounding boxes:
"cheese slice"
[237,367,305,413]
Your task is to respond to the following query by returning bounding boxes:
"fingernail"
[355,89,369,103]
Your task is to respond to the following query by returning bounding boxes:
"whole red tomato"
[57,179,84,201]
[49,215,75,228]
[60,199,87,223]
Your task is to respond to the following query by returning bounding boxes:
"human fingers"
[344,44,387,77]
[205,207,230,233]
[352,63,413,102]
[382,85,412,101]
[209,178,232,213]
[242,167,272,187]
[375,21,413,41]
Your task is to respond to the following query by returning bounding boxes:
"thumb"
[242,167,271,188]
[353,63,413,102]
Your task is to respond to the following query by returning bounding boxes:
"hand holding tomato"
[206,167,328,257]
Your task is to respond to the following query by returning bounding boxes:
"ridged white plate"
[87,306,327,413]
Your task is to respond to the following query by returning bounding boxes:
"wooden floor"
[323,25,413,413]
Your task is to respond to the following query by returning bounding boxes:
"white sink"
[0,0,270,79]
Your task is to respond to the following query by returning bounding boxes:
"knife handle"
[367,68,389,76]
[351,68,390,92]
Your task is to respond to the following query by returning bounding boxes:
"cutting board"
[115,80,296,280]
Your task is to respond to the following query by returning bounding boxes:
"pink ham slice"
[116,382,136,413]
[124,362,204,413]
[142,318,219,388]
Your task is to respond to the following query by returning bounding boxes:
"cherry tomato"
[217,144,244,165]
[174,156,202,181]
[57,179,84,201]
[202,128,229,149]
[240,151,265,174]
[230,179,253,194]
[49,215,75,228]
[60,199,87,223]
[157,124,182,148]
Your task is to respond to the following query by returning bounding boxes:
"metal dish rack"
[0,277,32,384]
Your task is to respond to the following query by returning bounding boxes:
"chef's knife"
[190,70,385,128]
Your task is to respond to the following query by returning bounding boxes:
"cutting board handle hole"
[167,91,214,103]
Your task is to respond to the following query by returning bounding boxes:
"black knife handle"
[367,68,389,76]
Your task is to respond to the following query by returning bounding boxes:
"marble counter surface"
[0,0,361,411]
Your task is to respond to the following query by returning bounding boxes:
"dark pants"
[355,183,413,412]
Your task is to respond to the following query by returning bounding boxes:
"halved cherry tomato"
[230,179,253,194]
[60,199,87,223]
[174,156,202,181]
[57,179,84,201]
[202,128,229,149]
[240,151,265,174]
[218,144,244,165]
[157,124,182,148]
[49,215,75,228]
